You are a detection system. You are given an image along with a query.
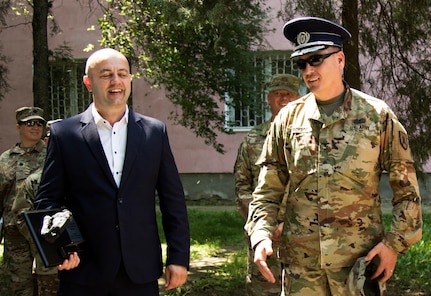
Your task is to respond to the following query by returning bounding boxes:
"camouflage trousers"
[3,225,58,296]
[281,263,386,296]
[3,225,34,295]
[246,234,283,296]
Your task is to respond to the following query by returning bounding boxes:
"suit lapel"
[80,107,117,188]
[120,111,144,189]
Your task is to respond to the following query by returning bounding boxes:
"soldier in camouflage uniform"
[12,119,63,296]
[234,74,301,295]
[245,17,422,296]
[0,107,47,295]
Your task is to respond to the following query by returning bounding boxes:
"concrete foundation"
[180,173,431,206]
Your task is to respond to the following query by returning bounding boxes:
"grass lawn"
[1,209,429,295]
[160,209,431,296]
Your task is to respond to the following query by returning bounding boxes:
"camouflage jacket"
[0,140,46,226]
[234,121,288,222]
[12,168,42,235]
[234,121,271,220]
[246,85,422,269]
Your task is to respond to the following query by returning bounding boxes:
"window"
[225,51,304,132]
[49,60,92,120]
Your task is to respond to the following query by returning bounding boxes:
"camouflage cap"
[46,119,63,137]
[268,74,300,94]
[346,256,386,296]
[16,106,46,123]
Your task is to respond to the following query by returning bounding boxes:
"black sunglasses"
[296,50,341,70]
[20,120,45,127]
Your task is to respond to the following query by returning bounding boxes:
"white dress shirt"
[92,103,128,187]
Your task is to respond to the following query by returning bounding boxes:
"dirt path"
[158,244,242,295]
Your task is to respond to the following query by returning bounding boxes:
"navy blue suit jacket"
[35,106,190,285]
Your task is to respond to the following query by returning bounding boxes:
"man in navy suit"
[34,48,190,295]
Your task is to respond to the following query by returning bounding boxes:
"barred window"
[49,60,92,120]
[225,51,304,132]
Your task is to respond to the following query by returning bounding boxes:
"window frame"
[224,50,302,132]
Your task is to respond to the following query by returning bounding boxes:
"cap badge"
[297,32,310,45]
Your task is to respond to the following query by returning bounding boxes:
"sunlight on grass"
[1,209,428,295]
[383,213,431,292]
[158,209,245,262]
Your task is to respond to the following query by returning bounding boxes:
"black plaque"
[23,209,86,267]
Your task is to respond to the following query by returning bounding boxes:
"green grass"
[383,214,431,294]
[157,209,247,295]
[160,210,431,296]
[158,209,245,260]
[1,210,429,296]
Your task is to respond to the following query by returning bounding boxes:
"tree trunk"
[32,0,50,119]
[342,0,361,90]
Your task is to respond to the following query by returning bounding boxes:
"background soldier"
[0,107,47,295]
[234,74,301,295]
[12,119,63,296]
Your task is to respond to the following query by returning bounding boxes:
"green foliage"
[98,0,271,153]
[358,0,431,170]
[383,213,431,292]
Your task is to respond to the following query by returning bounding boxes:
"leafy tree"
[0,0,11,100]
[5,0,71,119]
[97,0,271,153]
[280,0,431,171]
[4,0,269,151]
[32,0,50,116]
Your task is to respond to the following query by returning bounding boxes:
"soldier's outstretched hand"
[254,239,276,283]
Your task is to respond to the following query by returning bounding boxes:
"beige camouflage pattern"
[13,168,43,241]
[234,121,271,220]
[281,264,381,296]
[235,121,285,295]
[0,140,46,226]
[268,74,301,94]
[0,140,48,295]
[4,225,34,295]
[235,121,288,222]
[15,106,45,123]
[345,256,386,296]
[246,85,422,291]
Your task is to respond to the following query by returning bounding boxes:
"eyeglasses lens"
[296,51,340,70]
[22,121,44,127]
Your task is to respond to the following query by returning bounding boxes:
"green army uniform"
[246,85,422,295]
[0,106,47,296]
[0,140,47,295]
[235,74,301,295]
[13,168,59,296]
[235,73,300,295]
[235,121,284,296]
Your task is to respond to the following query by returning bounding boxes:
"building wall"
[1,1,429,204]
[0,1,288,173]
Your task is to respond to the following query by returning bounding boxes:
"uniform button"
[115,224,119,230]
[118,198,123,204]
